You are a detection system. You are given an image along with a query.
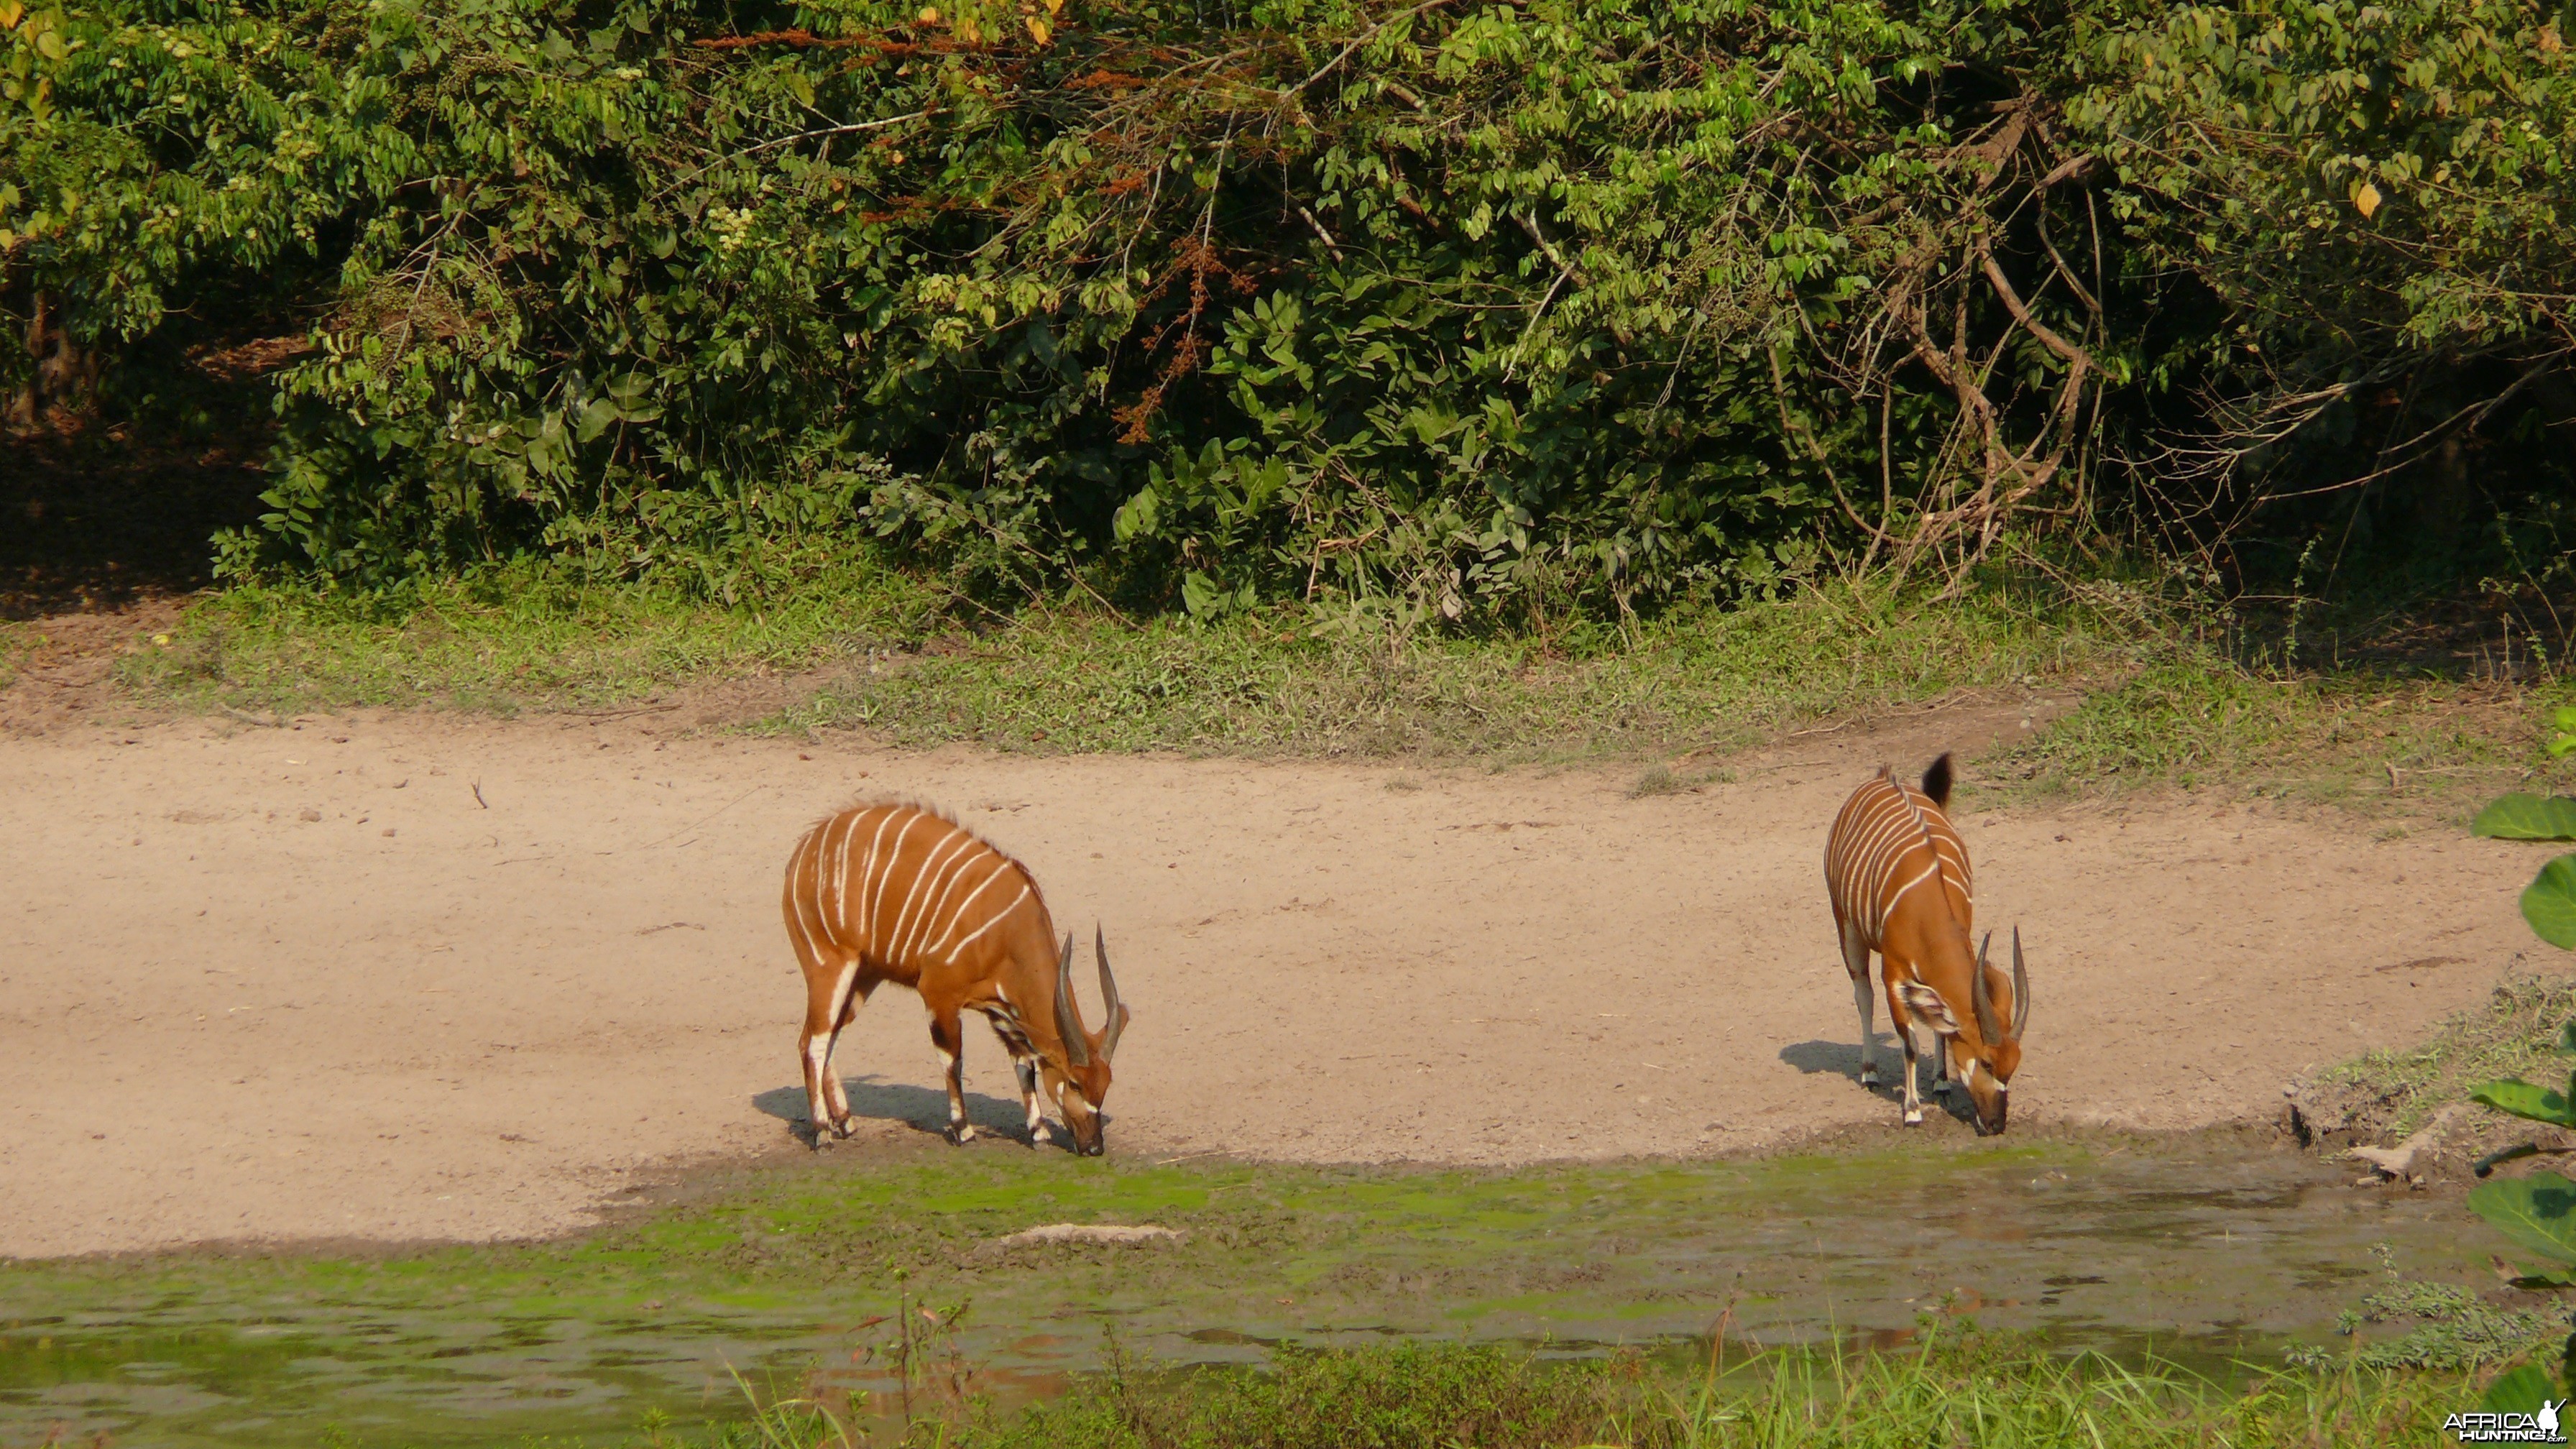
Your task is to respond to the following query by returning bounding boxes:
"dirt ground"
[1,687,2564,1259]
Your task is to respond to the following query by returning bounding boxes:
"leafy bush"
[7,0,2572,614]
[2075,0,2576,517]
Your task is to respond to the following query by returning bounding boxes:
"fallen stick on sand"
[994,1223,1184,1249]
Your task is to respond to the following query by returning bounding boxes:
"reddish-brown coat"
[782,802,1127,1154]
[1824,755,2027,1132]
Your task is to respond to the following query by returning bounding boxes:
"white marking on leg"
[818,962,860,1123]
[1016,1057,1047,1141]
[936,1042,974,1140]
[1900,1025,1922,1124]
[804,1030,834,1126]
[1851,969,1877,1087]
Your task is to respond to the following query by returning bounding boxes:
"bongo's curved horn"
[1095,925,1128,1060]
[1970,929,2002,1046]
[2010,926,2031,1041]
[1053,932,1090,1068]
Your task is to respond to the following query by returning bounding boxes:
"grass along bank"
[1989,659,2574,816]
[0,620,31,691]
[95,556,2573,804]
[699,1336,2478,1449]
[121,556,2136,756]
[2306,974,2576,1146]
[0,1135,2515,1447]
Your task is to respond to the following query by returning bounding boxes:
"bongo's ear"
[1894,980,1961,1037]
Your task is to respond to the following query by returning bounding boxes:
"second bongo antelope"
[1823,753,2029,1133]
[782,801,1129,1155]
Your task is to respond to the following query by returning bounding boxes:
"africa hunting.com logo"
[2449,1398,2568,1444]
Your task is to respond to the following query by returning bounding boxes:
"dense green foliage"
[6,0,2571,616]
[2076,0,2576,586]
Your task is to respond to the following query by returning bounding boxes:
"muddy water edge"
[0,1127,2526,1448]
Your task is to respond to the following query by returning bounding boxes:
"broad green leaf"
[576,398,618,443]
[1112,486,1160,544]
[2473,795,2576,840]
[2470,1172,2576,1266]
[2472,1079,2576,1126]
[2526,856,2576,950]
[2483,1363,2560,1415]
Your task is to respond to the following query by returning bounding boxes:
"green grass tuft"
[766,579,2132,761]
[1992,653,2573,809]
[682,1333,2483,1449]
[98,556,2576,809]
[119,553,947,715]
[2319,975,2576,1140]
[120,560,2141,759]
[2286,1246,2564,1373]
[0,620,29,691]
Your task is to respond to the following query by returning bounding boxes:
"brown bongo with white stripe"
[1823,754,2028,1133]
[782,802,1128,1154]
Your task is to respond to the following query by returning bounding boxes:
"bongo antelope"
[1823,753,2029,1133]
[782,802,1129,1155]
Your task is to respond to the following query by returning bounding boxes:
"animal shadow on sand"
[751,1075,1071,1150]
[1777,1039,1976,1126]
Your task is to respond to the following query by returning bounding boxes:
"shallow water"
[0,1135,2507,1447]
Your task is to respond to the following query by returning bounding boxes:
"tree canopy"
[5,0,2570,617]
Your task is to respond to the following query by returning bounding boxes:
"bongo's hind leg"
[1839,915,1878,1089]
[799,958,862,1143]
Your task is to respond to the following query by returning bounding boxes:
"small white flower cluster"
[706,204,757,255]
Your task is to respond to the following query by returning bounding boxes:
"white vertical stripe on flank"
[912,842,998,962]
[886,825,973,968]
[816,811,854,944]
[896,830,981,964]
[863,812,931,963]
[852,806,901,949]
[828,809,862,937]
[944,883,1031,957]
[1828,777,1971,952]
[924,857,1016,961]
[783,827,827,965]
